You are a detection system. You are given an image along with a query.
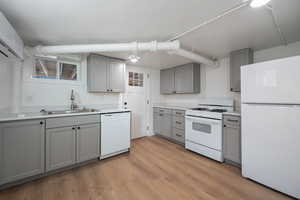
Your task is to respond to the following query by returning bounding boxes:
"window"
[32,57,79,81]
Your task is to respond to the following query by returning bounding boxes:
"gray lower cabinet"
[46,127,76,172]
[223,115,241,165]
[153,107,185,145]
[87,54,125,93]
[76,124,100,163]
[159,112,172,138]
[160,63,201,94]
[0,120,45,185]
[46,115,101,172]
[153,111,160,134]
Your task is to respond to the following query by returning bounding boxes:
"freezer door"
[241,103,300,199]
[241,56,300,104]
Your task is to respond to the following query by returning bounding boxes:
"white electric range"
[185,101,234,162]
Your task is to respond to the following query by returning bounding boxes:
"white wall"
[20,55,122,112]
[0,59,14,112]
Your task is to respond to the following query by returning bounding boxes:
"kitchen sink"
[40,108,98,115]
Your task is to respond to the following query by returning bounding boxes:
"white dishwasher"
[100,112,131,159]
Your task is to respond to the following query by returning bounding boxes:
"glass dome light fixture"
[128,54,141,63]
[250,0,271,8]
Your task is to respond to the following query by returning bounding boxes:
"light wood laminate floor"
[0,136,293,200]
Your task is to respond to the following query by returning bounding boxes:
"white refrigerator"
[241,55,300,199]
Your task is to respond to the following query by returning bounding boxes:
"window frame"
[30,57,81,85]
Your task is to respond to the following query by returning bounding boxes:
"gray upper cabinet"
[87,54,125,93]
[108,59,125,93]
[160,63,200,94]
[76,124,100,163]
[230,48,253,92]
[0,120,45,185]
[46,126,76,172]
[223,115,241,165]
[160,68,175,94]
[174,63,200,94]
[87,54,108,92]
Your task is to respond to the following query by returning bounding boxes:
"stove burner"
[192,107,209,111]
[210,109,227,113]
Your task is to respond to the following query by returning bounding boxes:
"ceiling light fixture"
[250,0,271,8]
[128,55,140,63]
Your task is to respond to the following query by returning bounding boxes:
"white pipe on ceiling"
[169,49,216,66]
[32,40,216,66]
[167,1,250,41]
[34,41,180,55]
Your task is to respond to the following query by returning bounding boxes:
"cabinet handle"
[159,114,163,116]
[176,134,182,137]
[176,121,182,124]
[227,119,238,123]
[176,112,182,115]
[40,121,44,125]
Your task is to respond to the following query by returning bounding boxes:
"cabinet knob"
[72,127,76,130]
[110,89,113,92]
[40,121,44,125]
[224,125,227,127]
[78,127,81,130]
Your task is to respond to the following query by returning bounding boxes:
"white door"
[123,66,150,139]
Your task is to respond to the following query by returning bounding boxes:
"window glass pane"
[59,63,77,81]
[33,59,57,79]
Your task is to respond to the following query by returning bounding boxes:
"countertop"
[0,108,130,123]
[153,104,241,117]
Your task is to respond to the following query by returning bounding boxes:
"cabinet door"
[108,59,125,93]
[159,113,172,138]
[46,127,76,172]
[0,120,45,185]
[230,49,253,92]
[160,68,175,94]
[174,64,194,93]
[87,54,108,92]
[223,126,241,164]
[77,124,100,163]
[153,112,160,134]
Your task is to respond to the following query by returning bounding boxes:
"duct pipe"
[170,48,216,66]
[32,40,216,66]
[34,40,180,55]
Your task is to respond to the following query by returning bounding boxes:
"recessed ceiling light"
[128,55,140,63]
[250,0,271,8]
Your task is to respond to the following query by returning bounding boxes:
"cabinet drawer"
[172,128,185,143]
[223,115,240,128]
[172,109,185,117]
[46,115,100,129]
[172,116,185,130]
[158,108,172,115]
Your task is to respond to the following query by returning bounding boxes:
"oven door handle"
[185,116,221,124]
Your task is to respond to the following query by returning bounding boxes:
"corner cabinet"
[87,54,125,93]
[230,48,253,92]
[0,120,45,185]
[160,63,200,94]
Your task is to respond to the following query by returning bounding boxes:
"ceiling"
[0,0,299,68]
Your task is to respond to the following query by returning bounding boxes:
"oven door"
[185,115,222,150]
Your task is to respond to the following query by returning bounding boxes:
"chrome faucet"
[70,89,78,111]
